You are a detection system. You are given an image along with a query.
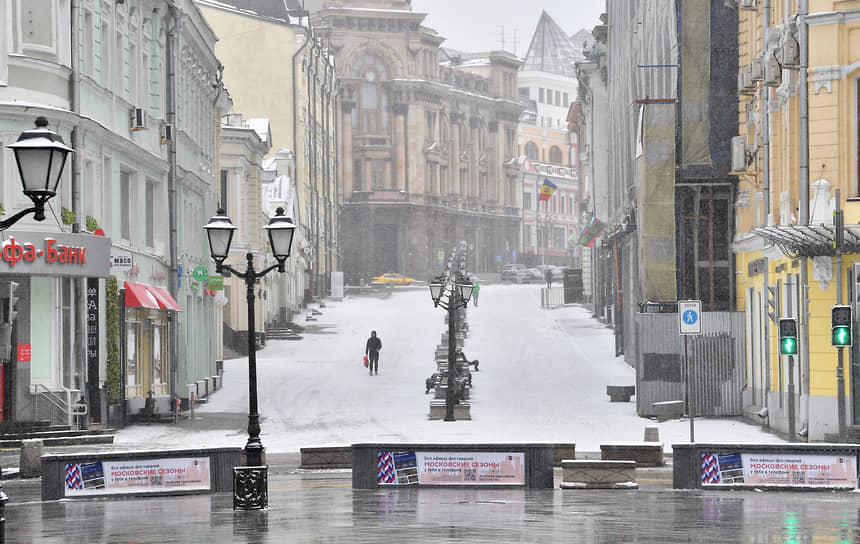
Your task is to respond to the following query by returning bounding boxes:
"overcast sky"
[409,0,605,56]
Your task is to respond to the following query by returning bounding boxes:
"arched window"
[549,146,563,164]
[524,141,539,160]
[351,55,389,135]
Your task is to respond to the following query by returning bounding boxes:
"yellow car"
[371,273,415,286]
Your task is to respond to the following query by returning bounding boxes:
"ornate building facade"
[312,0,523,281]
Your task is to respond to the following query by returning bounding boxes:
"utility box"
[562,268,582,304]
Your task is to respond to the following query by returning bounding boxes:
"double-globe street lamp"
[0,116,73,538]
[204,206,296,510]
[429,254,472,422]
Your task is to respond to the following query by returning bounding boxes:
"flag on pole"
[538,178,557,202]
[576,217,605,247]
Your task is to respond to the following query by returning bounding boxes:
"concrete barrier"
[300,446,351,469]
[429,400,471,420]
[352,443,554,489]
[560,460,637,489]
[606,385,635,402]
[20,439,43,477]
[41,446,241,500]
[600,442,664,467]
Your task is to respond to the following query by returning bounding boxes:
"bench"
[600,442,664,467]
[606,385,635,402]
[651,400,685,422]
[560,460,637,489]
[300,446,351,469]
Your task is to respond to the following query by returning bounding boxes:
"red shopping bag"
[363,355,369,368]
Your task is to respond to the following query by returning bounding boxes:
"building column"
[450,113,462,197]
[393,103,408,191]
[470,117,480,201]
[341,101,354,196]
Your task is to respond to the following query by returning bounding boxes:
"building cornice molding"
[806,9,860,26]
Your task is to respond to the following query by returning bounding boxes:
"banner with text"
[377,451,525,486]
[701,452,857,488]
[64,457,211,496]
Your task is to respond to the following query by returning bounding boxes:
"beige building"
[312,0,523,280]
[196,0,338,302]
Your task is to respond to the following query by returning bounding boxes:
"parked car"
[370,273,415,286]
[500,264,530,283]
[527,268,543,281]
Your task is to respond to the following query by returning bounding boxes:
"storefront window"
[127,322,140,397]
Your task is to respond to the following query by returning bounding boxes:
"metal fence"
[635,312,745,418]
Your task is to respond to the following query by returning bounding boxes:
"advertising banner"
[64,457,211,496]
[0,231,111,278]
[701,452,857,488]
[378,451,525,486]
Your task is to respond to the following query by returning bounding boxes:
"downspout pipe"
[798,0,810,441]
[70,0,88,421]
[761,0,771,225]
[166,3,182,404]
[292,21,311,299]
[761,0,771,414]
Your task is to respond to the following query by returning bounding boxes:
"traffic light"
[778,318,798,355]
[831,305,852,347]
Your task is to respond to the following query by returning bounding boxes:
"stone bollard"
[643,426,660,442]
[20,439,44,477]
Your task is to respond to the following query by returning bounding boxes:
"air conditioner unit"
[739,0,757,10]
[750,58,763,82]
[731,136,746,172]
[764,51,782,86]
[130,108,147,131]
[738,66,754,94]
[160,123,174,144]
[781,35,800,69]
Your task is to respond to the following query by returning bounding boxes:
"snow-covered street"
[115,284,786,452]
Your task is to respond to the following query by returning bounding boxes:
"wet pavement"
[4,453,860,543]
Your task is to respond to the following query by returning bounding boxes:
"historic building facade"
[312,0,523,281]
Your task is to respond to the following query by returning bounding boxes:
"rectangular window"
[100,20,109,87]
[83,10,93,77]
[524,225,532,248]
[553,227,565,249]
[219,170,229,211]
[563,92,569,106]
[145,180,155,248]
[555,90,561,106]
[353,159,362,191]
[371,160,384,189]
[539,88,544,103]
[523,191,532,211]
[120,171,131,240]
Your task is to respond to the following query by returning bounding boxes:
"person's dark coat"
[366,335,382,354]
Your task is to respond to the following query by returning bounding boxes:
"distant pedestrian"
[544,268,553,289]
[471,279,480,307]
[365,330,382,375]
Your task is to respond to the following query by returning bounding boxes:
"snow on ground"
[115,284,786,453]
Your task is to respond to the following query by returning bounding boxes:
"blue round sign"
[683,309,698,325]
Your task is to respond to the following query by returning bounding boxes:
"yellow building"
[734,2,860,441]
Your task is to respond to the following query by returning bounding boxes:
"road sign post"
[678,300,701,443]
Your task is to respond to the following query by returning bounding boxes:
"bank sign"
[0,231,111,278]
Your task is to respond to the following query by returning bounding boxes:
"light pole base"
[233,466,268,510]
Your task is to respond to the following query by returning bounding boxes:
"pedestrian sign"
[679,300,701,335]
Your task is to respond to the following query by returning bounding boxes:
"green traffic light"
[779,337,797,355]
[832,325,852,347]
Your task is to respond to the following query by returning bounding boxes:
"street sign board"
[110,251,133,271]
[679,300,702,335]
[208,275,223,291]
[192,266,209,282]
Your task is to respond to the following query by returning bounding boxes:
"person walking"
[365,330,382,375]
[544,268,553,289]
[471,279,480,307]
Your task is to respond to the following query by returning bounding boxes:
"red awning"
[124,281,160,309]
[147,285,182,312]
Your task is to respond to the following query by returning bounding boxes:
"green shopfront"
[0,231,110,425]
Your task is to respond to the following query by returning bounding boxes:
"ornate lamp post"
[204,207,296,510]
[429,250,472,421]
[0,117,72,539]
[2,117,74,230]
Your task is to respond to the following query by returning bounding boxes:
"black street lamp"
[429,253,472,421]
[204,206,296,510]
[2,117,73,230]
[0,116,71,541]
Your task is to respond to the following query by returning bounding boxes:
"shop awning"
[750,224,860,258]
[124,281,160,309]
[148,285,182,312]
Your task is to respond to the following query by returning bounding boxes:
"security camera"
[756,407,768,420]
[797,426,808,438]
